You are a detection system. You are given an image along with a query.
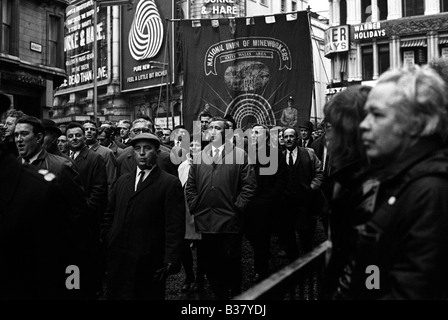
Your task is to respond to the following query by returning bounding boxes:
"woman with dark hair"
[321,85,377,299]
[324,86,371,172]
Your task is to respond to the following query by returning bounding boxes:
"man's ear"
[36,132,44,144]
[156,148,161,155]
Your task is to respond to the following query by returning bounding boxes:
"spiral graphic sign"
[128,0,164,61]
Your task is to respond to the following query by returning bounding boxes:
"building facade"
[325,0,448,97]
[0,0,67,119]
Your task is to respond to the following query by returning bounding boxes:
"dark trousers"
[181,240,195,282]
[296,213,318,253]
[245,205,272,277]
[199,233,242,300]
[278,201,318,261]
[106,252,165,300]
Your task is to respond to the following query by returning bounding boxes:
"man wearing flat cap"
[102,132,185,300]
[280,96,298,128]
[298,120,314,148]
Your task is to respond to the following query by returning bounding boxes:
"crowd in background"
[2,59,448,300]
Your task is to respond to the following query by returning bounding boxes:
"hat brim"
[130,137,160,149]
[46,126,62,136]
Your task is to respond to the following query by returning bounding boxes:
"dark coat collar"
[130,165,161,196]
[375,137,446,183]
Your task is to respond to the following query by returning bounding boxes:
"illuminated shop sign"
[324,25,349,57]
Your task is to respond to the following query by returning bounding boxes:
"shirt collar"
[23,149,43,164]
[212,145,224,155]
[137,165,155,177]
[288,147,298,156]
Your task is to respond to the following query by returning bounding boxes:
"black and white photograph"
[2,0,448,314]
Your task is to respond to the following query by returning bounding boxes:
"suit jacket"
[73,146,108,237]
[89,141,117,193]
[102,165,185,299]
[282,147,324,216]
[311,135,326,161]
[186,144,257,233]
[109,141,124,158]
[311,134,334,202]
[298,137,314,148]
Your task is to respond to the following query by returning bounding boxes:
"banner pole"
[307,6,318,126]
[93,0,98,125]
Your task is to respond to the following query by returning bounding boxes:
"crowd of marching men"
[2,59,448,300]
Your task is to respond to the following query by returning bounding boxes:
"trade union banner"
[121,0,174,92]
[180,11,313,131]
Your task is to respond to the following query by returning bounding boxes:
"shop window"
[378,0,388,20]
[415,48,427,64]
[402,0,424,17]
[378,44,390,76]
[402,47,427,67]
[441,46,448,58]
[1,0,11,53]
[48,14,63,68]
[362,46,373,80]
[361,0,388,22]
[361,0,372,22]
[441,0,448,12]
[340,0,347,25]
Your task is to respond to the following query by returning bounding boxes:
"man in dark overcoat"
[0,93,77,299]
[102,133,185,300]
[66,121,108,299]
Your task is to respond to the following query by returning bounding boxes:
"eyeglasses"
[132,128,151,134]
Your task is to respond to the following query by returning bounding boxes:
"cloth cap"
[299,120,314,131]
[130,132,161,149]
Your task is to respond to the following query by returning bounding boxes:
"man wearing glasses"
[116,117,177,177]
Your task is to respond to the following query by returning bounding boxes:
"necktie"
[24,158,30,164]
[288,151,294,167]
[213,149,220,163]
[70,152,75,160]
[136,170,145,191]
